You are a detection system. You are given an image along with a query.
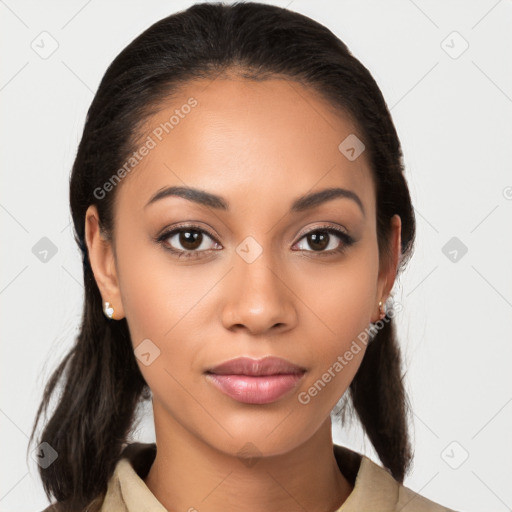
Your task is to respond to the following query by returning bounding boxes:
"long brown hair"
[29,2,416,510]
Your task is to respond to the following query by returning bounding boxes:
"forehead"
[115,77,375,219]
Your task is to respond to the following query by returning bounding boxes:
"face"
[86,76,400,458]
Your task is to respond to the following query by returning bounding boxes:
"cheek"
[296,250,378,399]
[114,234,216,393]
[115,228,205,342]
[302,248,379,339]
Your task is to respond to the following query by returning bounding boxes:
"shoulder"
[395,479,459,511]
[37,443,155,512]
[333,444,460,511]
[360,455,459,511]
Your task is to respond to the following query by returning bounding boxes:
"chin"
[199,416,320,462]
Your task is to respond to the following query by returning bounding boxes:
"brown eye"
[306,230,330,251]
[177,229,203,250]
[295,227,353,254]
[156,224,220,259]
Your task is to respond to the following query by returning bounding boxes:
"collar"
[99,442,446,511]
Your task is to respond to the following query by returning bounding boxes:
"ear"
[84,205,125,320]
[373,214,401,322]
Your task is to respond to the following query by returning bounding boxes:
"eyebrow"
[145,185,365,217]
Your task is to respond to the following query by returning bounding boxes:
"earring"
[369,300,387,343]
[103,301,115,320]
[378,300,386,320]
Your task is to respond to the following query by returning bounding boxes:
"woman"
[30,2,459,511]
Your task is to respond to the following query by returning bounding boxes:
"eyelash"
[155,223,355,260]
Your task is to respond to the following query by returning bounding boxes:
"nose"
[221,250,297,336]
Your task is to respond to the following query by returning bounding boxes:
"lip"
[205,356,307,404]
[206,356,306,376]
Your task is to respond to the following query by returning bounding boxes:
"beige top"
[94,442,458,512]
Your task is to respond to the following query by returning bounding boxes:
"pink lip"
[205,356,306,404]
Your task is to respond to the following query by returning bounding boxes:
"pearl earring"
[103,301,115,320]
[378,300,386,320]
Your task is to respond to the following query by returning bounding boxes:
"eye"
[294,226,354,256]
[155,223,355,260]
[156,224,220,259]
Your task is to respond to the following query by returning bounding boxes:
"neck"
[144,403,353,512]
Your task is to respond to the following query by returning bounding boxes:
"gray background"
[1,0,511,510]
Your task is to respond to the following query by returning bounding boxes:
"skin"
[85,76,401,512]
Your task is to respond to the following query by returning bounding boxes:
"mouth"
[205,355,306,376]
[204,356,307,404]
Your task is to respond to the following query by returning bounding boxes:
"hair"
[28,2,416,510]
